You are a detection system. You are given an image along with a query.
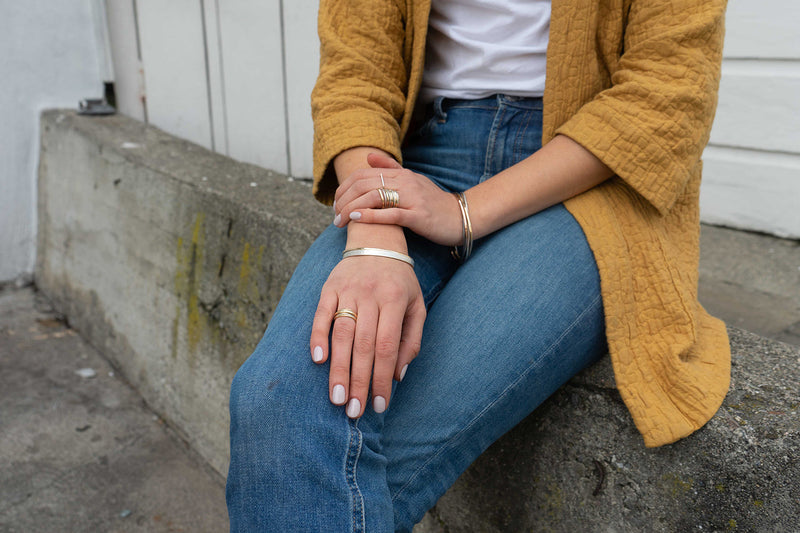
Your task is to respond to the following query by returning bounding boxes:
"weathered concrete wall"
[37,110,328,475]
[37,111,799,531]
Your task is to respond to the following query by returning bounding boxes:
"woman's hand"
[333,153,464,246]
[309,254,426,418]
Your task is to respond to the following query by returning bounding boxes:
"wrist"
[333,146,394,185]
[345,222,408,254]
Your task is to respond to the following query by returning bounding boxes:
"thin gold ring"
[380,172,385,188]
[333,308,358,322]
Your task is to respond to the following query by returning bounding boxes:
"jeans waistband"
[432,94,543,113]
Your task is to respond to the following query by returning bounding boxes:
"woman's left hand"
[333,153,464,246]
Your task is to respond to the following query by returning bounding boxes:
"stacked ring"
[333,308,358,322]
[377,187,399,209]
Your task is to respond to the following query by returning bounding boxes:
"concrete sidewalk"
[0,286,228,532]
[699,224,800,347]
[1,222,798,532]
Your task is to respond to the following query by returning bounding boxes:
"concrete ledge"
[417,327,800,532]
[37,110,329,475]
[37,111,800,531]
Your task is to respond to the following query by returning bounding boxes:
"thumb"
[367,152,403,170]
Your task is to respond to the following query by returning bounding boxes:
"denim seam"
[482,105,507,182]
[514,108,535,164]
[390,291,603,504]
[345,418,366,532]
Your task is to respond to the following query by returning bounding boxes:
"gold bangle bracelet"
[451,191,473,262]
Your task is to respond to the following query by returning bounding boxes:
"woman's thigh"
[383,203,607,531]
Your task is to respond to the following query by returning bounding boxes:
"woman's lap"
[227,95,607,532]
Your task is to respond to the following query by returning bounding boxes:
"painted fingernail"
[312,346,324,363]
[346,398,361,418]
[350,211,362,220]
[373,396,386,414]
[332,384,346,405]
[399,364,409,381]
[333,213,341,226]
[333,199,336,210]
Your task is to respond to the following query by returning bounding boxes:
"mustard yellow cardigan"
[310,0,730,447]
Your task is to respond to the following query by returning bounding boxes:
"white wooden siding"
[217,0,288,173]
[106,0,800,237]
[282,0,320,178]
[702,1,800,238]
[136,0,213,149]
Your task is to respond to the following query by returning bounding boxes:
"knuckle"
[329,362,350,375]
[375,338,398,359]
[405,340,422,358]
[380,285,405,301]
[349,375,371,391]
[352,336,374,355]
[331,326,353,343]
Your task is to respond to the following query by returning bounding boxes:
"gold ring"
[377,188,399,209]
[333,309,358,322]
[380,172,385,188]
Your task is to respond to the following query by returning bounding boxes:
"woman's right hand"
[309,251,426,418]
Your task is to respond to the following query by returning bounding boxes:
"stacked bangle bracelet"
[451,191,473,262]
[342,247,415,268]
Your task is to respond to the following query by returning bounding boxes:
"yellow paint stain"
[173,214,207,357]
[238,242,252,295]
[172,236,187,359]
[236,307,248,329]
[727,519,737,530]
[186,213,206,353]
[237,242,264,302]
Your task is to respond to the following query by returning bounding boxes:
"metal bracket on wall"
[77,98,116,116]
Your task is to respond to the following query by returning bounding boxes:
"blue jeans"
[227,95,607,532]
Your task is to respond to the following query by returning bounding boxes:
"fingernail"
[333,199,336,210]
[332,384,346,405]
[333,213,341,226]
[399,364,408,381]
[350,211,362,220]
[346,398,361,418]
[373,396,386,414]
[312,346,324,363]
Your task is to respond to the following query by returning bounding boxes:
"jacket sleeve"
[311,0,408,205]
[555,0,727,215]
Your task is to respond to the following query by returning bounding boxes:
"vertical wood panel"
[202,0,228,155]
[282,0,319,178]
[137,0,212,149]
[217,0,287,174]
[105,0,146,121]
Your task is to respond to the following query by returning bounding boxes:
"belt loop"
[433,96,448,123]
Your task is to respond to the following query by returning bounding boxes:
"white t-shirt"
[420,0,551,103]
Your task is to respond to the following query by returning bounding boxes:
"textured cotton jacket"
[311,0,730,447]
